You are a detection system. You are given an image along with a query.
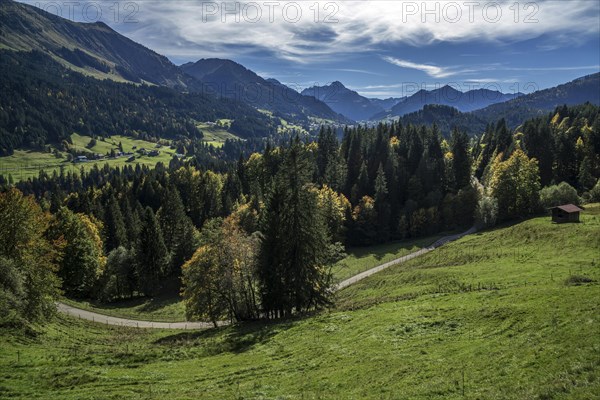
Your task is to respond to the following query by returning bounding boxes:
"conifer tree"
[258,138,332,318]
[104,193,127,251]
[451,128,471,190]
[374,164,391,242]
[135,207,169,296]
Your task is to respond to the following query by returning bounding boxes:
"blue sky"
[23,0,600,98]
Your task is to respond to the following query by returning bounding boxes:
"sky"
[22,0,600,98]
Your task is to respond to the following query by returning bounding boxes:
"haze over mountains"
[0,0,599,147]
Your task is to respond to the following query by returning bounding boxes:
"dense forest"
[1,104,599,327]
[0,50,274,155]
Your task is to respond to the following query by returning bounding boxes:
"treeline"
[474,103,600,191]
[2,104,599,327]
[0,50,274,155]
[399,104,487,136]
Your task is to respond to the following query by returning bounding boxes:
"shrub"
[539,182,581,209]
[587,179,600,203]
[475,196,498,228]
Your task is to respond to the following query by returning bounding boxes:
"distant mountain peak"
[302,81,384,121]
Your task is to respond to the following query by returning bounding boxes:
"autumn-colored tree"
[313,185,351,243]
[49,207,106,298]
[350,196,378,245]
[0,189,61,324]
[182,216,259,325]
[489,150,541,220]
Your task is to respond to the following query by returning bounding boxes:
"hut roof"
[549,204,583,213]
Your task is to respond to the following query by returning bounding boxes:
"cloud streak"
[382,57,468,78]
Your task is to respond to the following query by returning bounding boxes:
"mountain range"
[301,81,527,121]
[397,73,600,135]
[372,85,524,120]
[0,0,346,124]
[0,0,599,147]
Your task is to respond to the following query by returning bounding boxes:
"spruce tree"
[104,194,127,251]
[258,138,332,318]
[135,207,169,296]
[374,164,391,242]
[451,128,471,190]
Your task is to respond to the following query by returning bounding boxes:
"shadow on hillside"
[154,319,296,355]
[343,230,460,263]
[85,277,182,312]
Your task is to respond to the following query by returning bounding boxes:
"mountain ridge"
[301,81,383,121]
[372,85,524,120]
[182,58,349,123]
[0,0,190,87]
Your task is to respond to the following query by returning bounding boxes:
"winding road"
[57,227,476,330]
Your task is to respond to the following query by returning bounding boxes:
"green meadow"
[0,134,179,182]
[1,205,598,399]
[197,121,240,148]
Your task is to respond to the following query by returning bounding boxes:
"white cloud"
[382,56,469,78]
[20,0,600,64]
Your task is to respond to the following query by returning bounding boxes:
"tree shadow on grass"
[84,277,182,313]
[154,318,296,355]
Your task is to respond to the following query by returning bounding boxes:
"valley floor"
[1,205,599,399]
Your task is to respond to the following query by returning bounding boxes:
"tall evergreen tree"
[374,164,391,242]
[104,193,127,251]
[451,128,471,190]
[135,207,169,296]
[258,138,332,318]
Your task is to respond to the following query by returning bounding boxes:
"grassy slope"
[61,235,443,322]
[1,206,599,399]
[197,122,240,148]
[0,134,177,182]
[332,234,448,282]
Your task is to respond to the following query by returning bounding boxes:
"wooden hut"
[549,204,583,223]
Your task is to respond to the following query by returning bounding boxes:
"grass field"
[0,134,178,182]
[1,205,598,399]
[331,234,450,283]
[197,122,240,148]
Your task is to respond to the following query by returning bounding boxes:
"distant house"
[75,156,88,163]
[549,204,583,223]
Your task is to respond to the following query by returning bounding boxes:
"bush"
[539,182,581,209]
[586,179,600,203]
[475,196,498,228]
